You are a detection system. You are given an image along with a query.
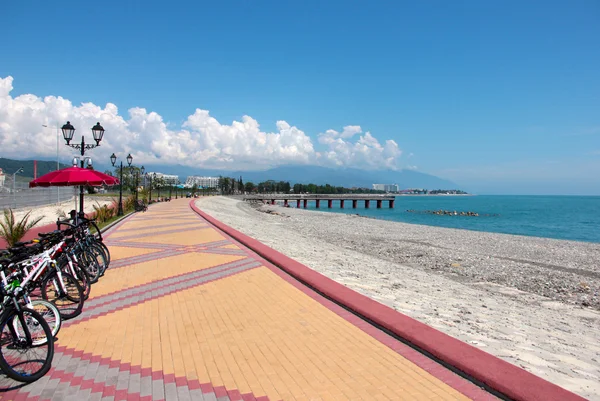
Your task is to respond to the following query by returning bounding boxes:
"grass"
[90,210,135,234]
[87,192,124,197]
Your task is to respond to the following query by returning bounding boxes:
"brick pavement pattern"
[0,199,496,401]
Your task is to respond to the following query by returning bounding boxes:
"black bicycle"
[134,200,148,212]
[0,282,54,382]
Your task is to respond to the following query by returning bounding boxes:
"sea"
[298,195,600,243]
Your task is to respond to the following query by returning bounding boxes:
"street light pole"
[118,161,123,215]
[12,167,23,209]
[43,123,61,203]
[153,173,159,199]
[137,166,145,202]
[61,121,105,213]
[146,173,152,202]
[111,153,132,216]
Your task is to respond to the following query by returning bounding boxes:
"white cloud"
[0,76,405,170]
[317,126,402,170]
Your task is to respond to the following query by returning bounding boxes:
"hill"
[0,157,70,179]
[145,164,463,191]
[0,157,464,191]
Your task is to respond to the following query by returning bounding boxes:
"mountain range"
[0,158,70,181]
[154,164,463,190]
[0,157,463,191]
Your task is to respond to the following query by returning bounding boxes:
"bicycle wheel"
[94,240,111,268]
[58,256,91,301]
[0,308,54,382]
[41,272,84,320]
[77,248,101,283]
[24,300,62,342]
[89,244,108,276]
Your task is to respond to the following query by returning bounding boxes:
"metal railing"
[0,180,75,210]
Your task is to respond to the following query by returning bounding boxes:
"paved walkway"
[0,199,495,401]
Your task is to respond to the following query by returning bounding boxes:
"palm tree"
[0,209,44,248]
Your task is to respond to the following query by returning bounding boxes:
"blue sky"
[1,0,599,194]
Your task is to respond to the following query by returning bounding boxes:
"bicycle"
[0,281,54,382]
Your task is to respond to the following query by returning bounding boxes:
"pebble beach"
[197,196,600,400]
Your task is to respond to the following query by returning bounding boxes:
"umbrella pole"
[80,185,84,214]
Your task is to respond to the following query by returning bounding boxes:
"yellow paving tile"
[55,199,481,400]
[62,265,470,400]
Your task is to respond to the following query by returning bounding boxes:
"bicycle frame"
[9,242,69,295]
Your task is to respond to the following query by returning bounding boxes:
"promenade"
[0,199,497,400]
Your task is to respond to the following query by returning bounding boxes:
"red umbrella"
[29,166,120,188]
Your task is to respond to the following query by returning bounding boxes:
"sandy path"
[197,196,600,400]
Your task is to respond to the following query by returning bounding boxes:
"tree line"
[102,170,466,196]
[215,177,387,195]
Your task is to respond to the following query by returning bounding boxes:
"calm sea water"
[299,195,600,243]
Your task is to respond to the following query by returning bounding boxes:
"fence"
[0,180,75,210]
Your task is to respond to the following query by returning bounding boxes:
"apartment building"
[146,172,180,185]
[372,183,399,192]
[184,176,220,188]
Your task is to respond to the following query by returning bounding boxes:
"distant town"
[142,173,467,195]
[0,166,467,197]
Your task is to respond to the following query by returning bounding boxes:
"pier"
[243,194,396,208]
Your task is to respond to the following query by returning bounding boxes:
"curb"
[98,211,136,238]
[189,199,585,401]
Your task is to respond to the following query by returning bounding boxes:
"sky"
[1,0,599,194]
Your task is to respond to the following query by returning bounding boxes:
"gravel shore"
[197,196,600,400]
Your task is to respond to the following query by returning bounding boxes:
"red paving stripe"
[106,238,231,250]
[114,220,206,233]
[105,240,174,249]
[106,225,209,242]
[106,240,245,270]
[0,345,271,401]
[190,200,586,401]
[108,248,188,269]
[64,261,261,327]
[85,257,258,310]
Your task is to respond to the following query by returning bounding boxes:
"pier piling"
[244,195,395,210]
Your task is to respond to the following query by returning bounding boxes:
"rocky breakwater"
[406,209,500,217]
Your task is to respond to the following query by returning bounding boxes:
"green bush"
[0,209,44,248]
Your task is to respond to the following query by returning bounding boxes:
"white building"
[184,176,219,189]
[0,168,5,187]
[372,183,399,192]
[146,172,180,185]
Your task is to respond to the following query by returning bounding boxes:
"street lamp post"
[146,173,152,202]
[110,153,133,216]
[42,123,61,203]
[137,166,145,202]
[12,167,23,209]
[61,121,105,213]
[153,173,159,199]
